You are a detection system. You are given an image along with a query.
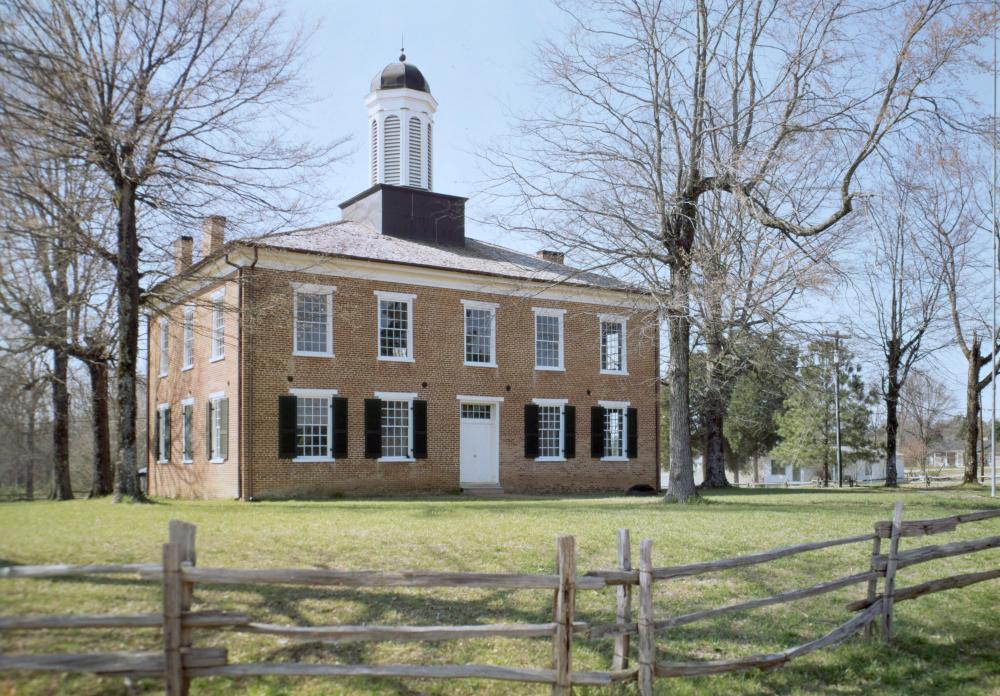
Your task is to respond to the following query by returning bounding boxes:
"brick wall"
[240,264,659,499]
[147,274,240,499]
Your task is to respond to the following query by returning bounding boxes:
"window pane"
[183,313,194,367]
[296,396,329,458]
[380,300,409,358]
[535,315,561,367]
[601,321,623,371]
[212,303,224,357]
[183,405,193,459]
[604,408,625,457]
[461,404,491,420]
[771,461,783,476]
[296,293,329,354]
[538,405,561,457]
[465,308,493,363]
[159,323,169,375]
[381,400,410,457]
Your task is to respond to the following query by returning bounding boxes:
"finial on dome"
[400,47,406,62]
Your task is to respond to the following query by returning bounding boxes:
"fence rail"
[1,504,998,694]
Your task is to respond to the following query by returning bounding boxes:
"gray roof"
[245,220,632,292]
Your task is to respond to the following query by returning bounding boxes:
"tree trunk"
[700,336,730,488]
[884,355,900,487]
[664,255,696,503]
[963,337,981,484]
[25,405,35,501]
[113,180,147,502]
[87,359,114,497]
[752,455,759,484]
[49,348,73,500]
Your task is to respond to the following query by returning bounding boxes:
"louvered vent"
[383,115,401,184]
[369,120,378,185]
[408,117,423,187]
[427,123,433,190]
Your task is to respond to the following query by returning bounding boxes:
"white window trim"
[290,388,339,463]
[375,391,417,462]
[533,307,565,371]
[180,397,195,464]
[599,400,630,461]
[209,391,225,463]
[375,290,416,362]
[182,308,194,371]
[209,290,226,362]
[455,395,505,403]
[158,318,169,378]
[461,299,498,367]
[532,397,567,462]
[292,283,336,358]
[156,403,170,464]
[598,314,629,375]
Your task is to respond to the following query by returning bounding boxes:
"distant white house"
[665,452,904,488]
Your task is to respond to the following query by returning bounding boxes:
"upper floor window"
[376,291,415,362]
[462,300,497,367]
[533,308,565,371]
[210,291,225,361]
[158,318,169,377]
[599,315,627,374]
[293,283,335,357]
[182,308,194,370]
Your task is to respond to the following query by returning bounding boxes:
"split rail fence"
[1,503,999,694]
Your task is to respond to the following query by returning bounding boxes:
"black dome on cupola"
[371,53,430,94]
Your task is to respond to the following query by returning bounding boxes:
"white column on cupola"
[366,52,437,190]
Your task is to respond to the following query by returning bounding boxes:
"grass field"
[1,486,999,695]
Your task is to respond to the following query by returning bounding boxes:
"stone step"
[461,484,504,496]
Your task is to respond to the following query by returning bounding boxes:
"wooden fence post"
[881,502,904,644]
[169,521,196,695]
[863,528,882,640]
[162,541,183,696]
[612,529,632,674]
[552,536,575,695]
[637,539,654,696]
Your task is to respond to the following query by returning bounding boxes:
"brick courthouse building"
[145,56,659,499]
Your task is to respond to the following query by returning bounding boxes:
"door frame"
[456,395,503,485]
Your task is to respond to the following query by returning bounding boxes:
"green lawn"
[1,486,999,695]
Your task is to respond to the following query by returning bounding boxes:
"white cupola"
[367,52,437,190]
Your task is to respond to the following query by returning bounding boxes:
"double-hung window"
[210,290,225,361]
[462,300,497,367]
[381,398,412,459]
[158,319,169,378]
[376,291,415,361]
[290,388,338,461]
[599,400,628,460]
[528,398,574,461]
[182,308,194,370]
[155,404,170,463]
[293,283,335,357]
[207,392,228,462]
[599,315,628,375]
[533,307,565,371]
[770,461,784,477]
[181,398,194,463]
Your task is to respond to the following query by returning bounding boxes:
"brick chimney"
[538,249,565,265]
[173,236,193,274]
[201,215,226,258]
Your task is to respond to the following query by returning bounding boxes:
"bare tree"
[923,144,999,484]
[0,346,49,499]
[0,0,345,501]
[857,167,944,487]
[487,0,991,501]
[899,368,954,479]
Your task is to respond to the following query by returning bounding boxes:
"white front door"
[460,403,499,485]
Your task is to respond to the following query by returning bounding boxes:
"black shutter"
[563,405,576,459]
[277,395,298,459]
[524,404,539,459]
[364,398,382,458]
[412,400,428,459]
[206,400,213,459]
[627,407,638,458]
[163,407,171,462]
[591,406,606,458]
[218,399,229,461]
[331,397,348,458]
[153,410,160,461]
